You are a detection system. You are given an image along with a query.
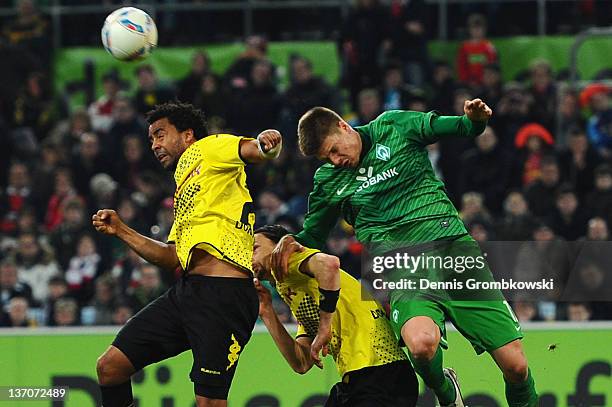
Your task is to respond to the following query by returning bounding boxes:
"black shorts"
[324,360,418,407]
[112,274,259,400]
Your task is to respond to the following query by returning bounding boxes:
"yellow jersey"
[168,134,255,272]
[273,247,407,377]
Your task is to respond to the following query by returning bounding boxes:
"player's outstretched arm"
[301,253,341,365]
[92,209,180,271]
[254,278,318,373]
[425,98,492,139]
[240,129,283,164]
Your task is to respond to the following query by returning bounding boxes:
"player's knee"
[405,332,438,362]
[503,357,529,383]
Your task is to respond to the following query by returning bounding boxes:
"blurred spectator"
[71,132,108,196]
[558,127,601,200]
[32,139,63,210]
[88,173,119,215]
[256,190,289,227]
[547,185,587,241]
[496,191,538,241]
[0,258,33,308]
[524,156,561,218]
[0,162,34,235]
[495,82,533,151]
[107,95,147,158]
[48,198,87,269]
[2,0,51,70]
[129,264,165,312]
[459,126,512,214]
[225,35,272,90]
[13,232,59,304]
[87,71,122,134]
[386,0,429,87]
[42,276,68,326]
[348,88,382,127]
[112,301,134,326]
[150,196,174,243]
[282,55,340,145]
[583,84,612,157]
[227,59,280,136]
[467,217,493,242]
[65,234,102,304]
[557,90,584,145]
[13,72,55,141]
[44,167,80,231]
[177,51,213,104]
[380,62,411,111]
[113,134,156,190]
[567,302,592,322]
[54,297,79,326]
[338,0,389,109]
[193,73,229,131]
[133,65,175,115]
[456,14,498,88]
[111,248,145,296]
[513,300,539,322]
[52,108,92,156]
[478,63,503,110]
[459,192,492,225]
[0,296,36,327]
[585,164,612,226]
[527,60,557,131]
[514,123,555,187]
[513,223,570,301]
[428,61,456,115]
[90,275,116,325]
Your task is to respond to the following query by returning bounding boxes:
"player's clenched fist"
[257,129,282,158]
[464,98,493,122]
[92,209,125,236]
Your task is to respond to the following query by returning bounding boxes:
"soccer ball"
[101,7,158,61]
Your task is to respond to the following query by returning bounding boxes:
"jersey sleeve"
[287,247,321,275]
[167,221,176,244]
[202,134,254,169]
[294,168,341,249]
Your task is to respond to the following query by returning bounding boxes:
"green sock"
[409,346,455,405]
[505,368,538,407]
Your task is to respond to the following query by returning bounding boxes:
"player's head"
[146,102,209,170]
[253,225,290,279]
[298,107,362,168]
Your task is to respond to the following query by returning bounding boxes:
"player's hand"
[92,209,125,236]
[254,278,273,318]
[271,235,304,282]
[464,98,492,122]
[310,314,333,367]
[257,129,282,154]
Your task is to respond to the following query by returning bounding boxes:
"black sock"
[100,380,134,407]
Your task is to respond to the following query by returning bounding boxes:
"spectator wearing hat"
[514,123,555,187]
[456,14,498,88]
[581,83,612,156]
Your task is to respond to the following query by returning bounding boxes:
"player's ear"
[183,128,196,143]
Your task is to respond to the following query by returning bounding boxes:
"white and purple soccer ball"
[101,7,158,61]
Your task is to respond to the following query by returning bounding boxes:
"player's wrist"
[257,133,282,159]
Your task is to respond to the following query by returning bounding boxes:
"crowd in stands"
[1,0,612,327]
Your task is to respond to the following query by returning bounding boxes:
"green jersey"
[294,110,486,248]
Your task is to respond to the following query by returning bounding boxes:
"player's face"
[317,124,362,168]
[252,234,275,279]
[149,118,191,170]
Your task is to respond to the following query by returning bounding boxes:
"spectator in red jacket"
[456,14,498,88]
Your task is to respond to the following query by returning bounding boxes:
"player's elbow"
[319,254,340,275]
[293,361,313,375]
